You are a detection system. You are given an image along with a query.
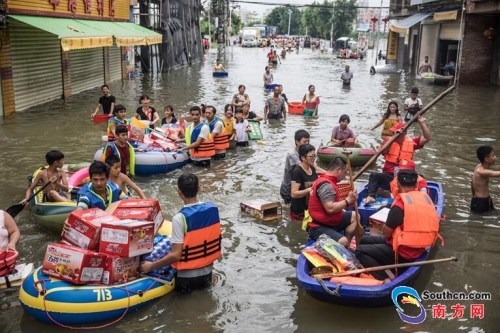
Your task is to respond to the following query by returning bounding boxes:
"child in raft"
[105,155,146,199]
[21,150,70,204]
[331,114,357,147]
[161,105,184,139]
[371,101,402,138]
[233,108,250,147]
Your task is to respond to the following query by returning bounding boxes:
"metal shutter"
[109,46,122,82]
[69,48,105,95]
[9,20,63,112]
[439,22,461,40]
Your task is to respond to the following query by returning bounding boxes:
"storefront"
[0,0,161,116]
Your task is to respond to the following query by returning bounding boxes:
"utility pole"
[287,9,292,36]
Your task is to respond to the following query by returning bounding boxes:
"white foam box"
[240,199,282,222]
[102,255,140,285]
[368,207,390,235]
[99,219,154,257]
[61,208,121,250]
[42,243,107,284]
[107,199,164,233]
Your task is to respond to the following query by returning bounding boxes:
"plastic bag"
[312,234,363,271]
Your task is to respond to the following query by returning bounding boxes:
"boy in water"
[21,150,70,203]
[471,146,500,213]
[103,124,135,176]
[403,87,423,122]
[105,155,146,199]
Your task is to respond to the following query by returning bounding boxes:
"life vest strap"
[179,235,222,262]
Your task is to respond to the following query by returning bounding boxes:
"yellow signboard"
[8,0,130,21]
[387,30,399,61]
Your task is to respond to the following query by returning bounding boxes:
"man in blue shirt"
[77,161,128,210]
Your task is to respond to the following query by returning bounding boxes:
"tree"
[331,0,357,40]
[264,6,301,35]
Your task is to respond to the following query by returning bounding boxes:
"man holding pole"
[364,116,431,205]
[355,169,442,281]
[306,157,359,248]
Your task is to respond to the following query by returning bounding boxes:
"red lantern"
[371,17,379,32]
[382,17,390,33]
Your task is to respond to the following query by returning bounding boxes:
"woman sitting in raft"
[331,114,357,147]
[290,144,318,221]
[371,101,402,138]
[161,105,184,139]
[0,210,20,251]
[135,95,160,130]
[302,85,320,117]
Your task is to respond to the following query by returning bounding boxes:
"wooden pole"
[342,150,364,246]
[352,84,456,182]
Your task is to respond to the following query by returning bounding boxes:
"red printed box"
[113,199,163,233]
[99,219,154,257]
[102,256,140,285]
[62,209,121,250]
[42,243,107,284]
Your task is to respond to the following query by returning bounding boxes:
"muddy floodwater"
[0,45,499,332]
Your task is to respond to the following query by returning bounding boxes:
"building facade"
[386,0,499,85]
[0,0,161,116]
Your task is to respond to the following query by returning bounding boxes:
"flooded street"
[1,45,499,332]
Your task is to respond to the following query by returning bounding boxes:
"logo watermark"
[392,286,491,324]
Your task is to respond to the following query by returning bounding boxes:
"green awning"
[9,15,113,51]
[76,20,162,46]
[9,15,162,50]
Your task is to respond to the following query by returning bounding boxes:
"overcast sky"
[234,0,390,18]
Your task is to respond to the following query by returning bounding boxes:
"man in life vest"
[389,159,428,199]
[204,105,229,159]
[178,106,215,167]
[107,104,130,141]
[364,116,431,205]
[141,173,222,293]
[77,161,128,210]
[307,157,359,248]
[355,169,442,281]
[102,124,135,176]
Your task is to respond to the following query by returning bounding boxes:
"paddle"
[6,182,51,218]
[311,256,457,279]
[342,150,364,246]
[352,84,457,182]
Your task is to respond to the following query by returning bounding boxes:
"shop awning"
[389,12,434,35]
[77,20,162,46]
[9,15,113,51]
[9,15,162,50]
[433,10,458,21]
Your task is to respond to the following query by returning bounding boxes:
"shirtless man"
[471,146,500,213]
[22,150,70,204]
[418,56,432,75]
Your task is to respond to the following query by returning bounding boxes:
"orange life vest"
[185,123,215,159]
[171,202,222,271]
[208,117,229,150]
[307,175,343,227]
[384,138,414,164]
[390,175,428,199]
[391,191,443,254]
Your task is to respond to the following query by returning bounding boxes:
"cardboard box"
[99,219,154,257]
[240,199,282,222]
[42,243,107,284]
[102,256,140,285]
[368,208,390,235]
[62,210,121,250]
[109,199,164,233]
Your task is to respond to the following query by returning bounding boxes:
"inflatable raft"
[213,71,228,78]
[296,181,444,306]
[317,142,375,167]
[420,72,453,86]
[29,168,77,233]
[20,222,175,326]
[94,148,189,176]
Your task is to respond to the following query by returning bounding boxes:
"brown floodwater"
[0,45,499,332]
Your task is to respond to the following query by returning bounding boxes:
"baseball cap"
[398,159,416,171]
[389,122,405,133]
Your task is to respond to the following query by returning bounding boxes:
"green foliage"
[264,6,301,35]
[231,12,242,35]
[331,0,357,40]
[299,0,357,39]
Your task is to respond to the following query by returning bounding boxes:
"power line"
[230,0,389,9]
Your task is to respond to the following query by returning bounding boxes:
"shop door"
[9,20,63,111]
[109,47,122,82]
[69,48,105,95]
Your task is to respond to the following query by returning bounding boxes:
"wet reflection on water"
[1,46,499,332]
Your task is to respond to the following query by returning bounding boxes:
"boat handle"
[317,278,341,297]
